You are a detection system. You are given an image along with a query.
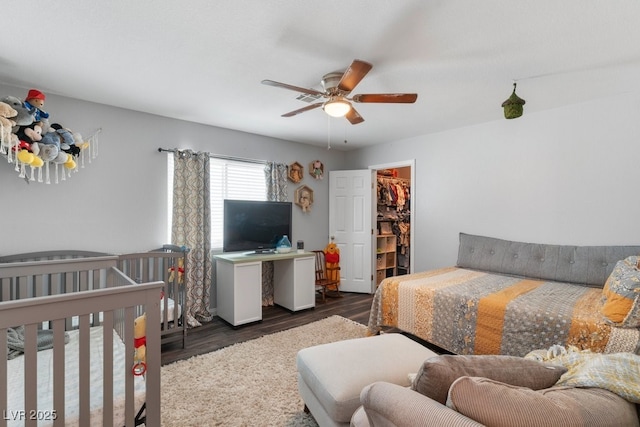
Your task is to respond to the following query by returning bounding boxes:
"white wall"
[0,83,348,255]
[348,91,640,272]
[4,82,640,290]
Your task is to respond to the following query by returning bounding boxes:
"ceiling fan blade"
[337,60,373,93]
[281,102,324,117]
[352,93,418,103]
[345,106,364,125]
[262,79,325,97]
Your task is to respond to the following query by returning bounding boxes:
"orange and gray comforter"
[367,267,640,356]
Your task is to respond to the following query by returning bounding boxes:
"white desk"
[214,251,315,326]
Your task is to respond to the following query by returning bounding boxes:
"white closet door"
[329,170,375,293]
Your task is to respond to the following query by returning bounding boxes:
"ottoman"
[296,333,437,427]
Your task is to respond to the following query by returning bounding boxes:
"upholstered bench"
[296,333,437,427]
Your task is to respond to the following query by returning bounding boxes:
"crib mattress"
[6,326,145,426]
[161,296,182,323]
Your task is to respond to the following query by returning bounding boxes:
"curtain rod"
[157,147,268,165]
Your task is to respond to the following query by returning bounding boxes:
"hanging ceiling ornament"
[501,82,526,119]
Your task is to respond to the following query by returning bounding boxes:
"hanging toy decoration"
[309,160,324,180]
[501,82,526,119]
[295,185,314,213]
[1,87,100,184]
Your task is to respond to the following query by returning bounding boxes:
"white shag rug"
[160,315,368,426]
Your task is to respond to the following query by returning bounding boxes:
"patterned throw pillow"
[600,256,640,327]
[554,351,640,404]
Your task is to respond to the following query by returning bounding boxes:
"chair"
[312,250,341,302]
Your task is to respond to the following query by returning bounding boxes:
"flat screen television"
[223,199,292,253]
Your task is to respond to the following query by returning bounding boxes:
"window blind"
[167,155,267,249]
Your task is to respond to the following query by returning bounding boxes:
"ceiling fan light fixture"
[323,97,351,117]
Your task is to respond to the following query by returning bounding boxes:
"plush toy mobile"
[132,314,147,376]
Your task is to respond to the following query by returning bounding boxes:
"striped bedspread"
[367,267,640,357]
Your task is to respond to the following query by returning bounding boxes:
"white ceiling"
[3,1,640,150]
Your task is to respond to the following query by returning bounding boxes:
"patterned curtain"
[261,162,288,305]
[171,150,214,327]
[265,162,288,202]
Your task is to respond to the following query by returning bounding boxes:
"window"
[167,155,267,249]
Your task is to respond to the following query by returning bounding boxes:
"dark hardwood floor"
[161,292,375,365]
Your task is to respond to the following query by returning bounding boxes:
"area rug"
[160,315,368,426]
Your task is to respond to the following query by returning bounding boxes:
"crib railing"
[0,264,162,427]
[0,248,189,348]
[117,246,188,348]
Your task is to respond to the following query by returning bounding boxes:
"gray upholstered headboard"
[456,233,640,288]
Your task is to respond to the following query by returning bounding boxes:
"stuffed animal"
[168,258,185,284]
[0,101,16,119]
[72,131,90,151]
[13,124,44,166]
[51,123,81,156]
[311,160,324,180]
[23,89,49,123]
[0,95,34,128]
[132,313,147,376]
[299,189,312,213]
[323,242,340,282]
[0,101,17,148]
[16,123,43,146]
[37,142,59,162]
[40,129,61,148]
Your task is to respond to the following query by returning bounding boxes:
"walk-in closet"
[375,167,411,287]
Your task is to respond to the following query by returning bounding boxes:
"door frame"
[369,159,415,274]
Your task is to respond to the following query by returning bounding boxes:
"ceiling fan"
[261,59,418,124]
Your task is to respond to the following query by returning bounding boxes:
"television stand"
[214,251,315,326]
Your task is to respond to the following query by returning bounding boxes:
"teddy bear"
[0,95,34,129]
[132,313,147,376]
[299,189,312,213]
[0,101,17,146]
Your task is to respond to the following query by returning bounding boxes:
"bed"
[0,256,162,426]
[368,233,640,357]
